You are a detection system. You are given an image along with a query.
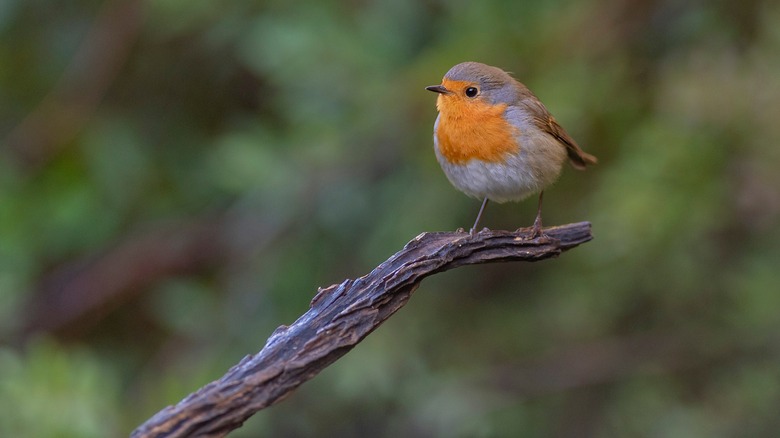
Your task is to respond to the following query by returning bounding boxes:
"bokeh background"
[2,0,780,436]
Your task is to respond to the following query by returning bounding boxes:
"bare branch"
[132,222,593,437]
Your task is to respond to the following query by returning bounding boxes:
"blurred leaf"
[0,339,120,437]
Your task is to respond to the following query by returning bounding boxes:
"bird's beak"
[425,84,451,95]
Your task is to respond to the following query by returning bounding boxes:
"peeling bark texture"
[132,222,593,437]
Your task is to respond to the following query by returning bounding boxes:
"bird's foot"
[514,226,554,243]
[516,221,556,244]
[468,227,490,236]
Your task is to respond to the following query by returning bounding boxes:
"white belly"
[434,134,566,203]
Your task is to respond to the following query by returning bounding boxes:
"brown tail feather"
[545,117,597,170]
[567,148,598,170]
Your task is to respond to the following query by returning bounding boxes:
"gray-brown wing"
[522,95,598,170]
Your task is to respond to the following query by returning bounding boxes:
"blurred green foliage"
[2,0,780,436]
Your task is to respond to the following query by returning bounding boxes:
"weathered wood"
[132,222,593,437]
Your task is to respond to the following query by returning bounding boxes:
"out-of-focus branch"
[22,217,226,338]
[4,0,143,170]
[21,205,295,339]
[132,222,593,438]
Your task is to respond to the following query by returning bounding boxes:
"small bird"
[426,61,597,237]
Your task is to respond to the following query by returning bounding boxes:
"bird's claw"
[515,224,555,243]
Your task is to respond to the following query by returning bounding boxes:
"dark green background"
[2,0,779,436]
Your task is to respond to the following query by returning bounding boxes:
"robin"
[426,61,597,237]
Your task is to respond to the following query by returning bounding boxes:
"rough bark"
[132,222,593,437]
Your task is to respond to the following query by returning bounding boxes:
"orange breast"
[435,93,519,165]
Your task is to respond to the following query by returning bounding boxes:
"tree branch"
[132,222,593,437]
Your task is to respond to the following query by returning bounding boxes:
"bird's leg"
[469,197,489,235]
[529,191,545,239]
[517,191,556,242]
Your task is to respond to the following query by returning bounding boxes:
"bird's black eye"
[465,87,478,98]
